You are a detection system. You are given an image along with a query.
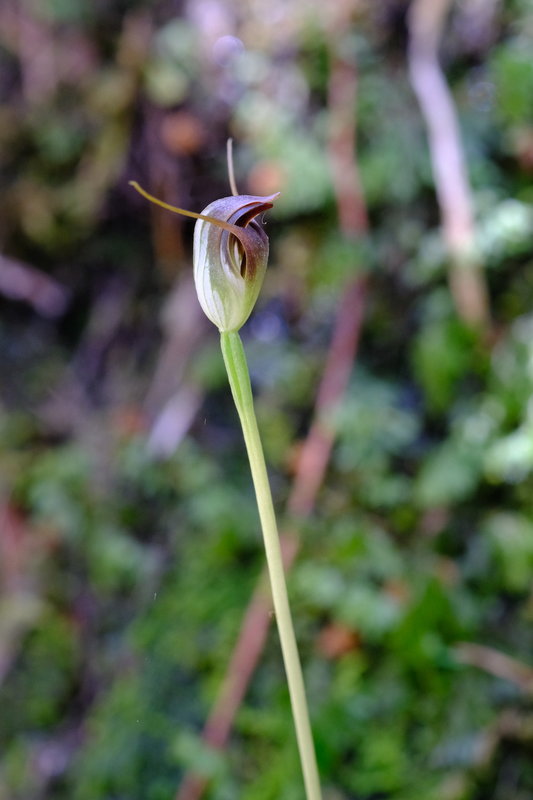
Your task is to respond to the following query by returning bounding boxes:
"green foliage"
[412,315,480,413]
[491,40,533,124]
[484,512,533,593]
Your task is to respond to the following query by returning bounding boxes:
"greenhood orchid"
[129,181,278,332]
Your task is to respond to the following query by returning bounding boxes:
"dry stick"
[454,643,533,695]
[0,253,69,317]
[175,33,369,800]
[407,0,490,328]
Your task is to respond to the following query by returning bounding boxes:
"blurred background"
[1,0,533,798]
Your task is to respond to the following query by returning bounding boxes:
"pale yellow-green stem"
[220,330,322,800]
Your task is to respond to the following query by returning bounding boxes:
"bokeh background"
[1,1,533,798]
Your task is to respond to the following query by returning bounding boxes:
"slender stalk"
[220,330,322,800]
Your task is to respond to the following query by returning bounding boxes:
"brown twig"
[407,0,490,328]
[0,253,69,318]
[0,500,43,686]
[15,1,58,105]
[144,275,207,457]
[175,9,368,800]
[40,278,133,435]
[455,642,533,694]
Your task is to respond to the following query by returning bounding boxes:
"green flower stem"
[220,330,322,800]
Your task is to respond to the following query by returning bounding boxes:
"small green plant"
[130,148,322,800]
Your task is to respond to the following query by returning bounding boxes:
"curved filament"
[129,181,240,236]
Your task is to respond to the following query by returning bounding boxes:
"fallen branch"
[407,0,490,327]
[455,642,533,694]
[0,253,69,317]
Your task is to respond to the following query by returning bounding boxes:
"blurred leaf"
[412,319,478,413]
[415,436,484,507]
[484,512,533,592]
[491,41,533,124]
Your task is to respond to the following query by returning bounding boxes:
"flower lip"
[229,193,281,228]
[201,193,279,284]
[224,193,280,279]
